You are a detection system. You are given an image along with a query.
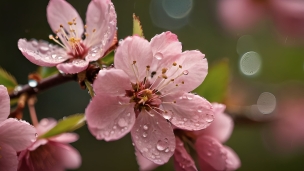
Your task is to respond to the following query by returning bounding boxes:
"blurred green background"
[1,0,304,170]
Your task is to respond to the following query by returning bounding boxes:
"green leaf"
[99,51,114,66]
[39,114,85,139]
[194,59,229,103]
[0,67,18,93]
[133,13,144,37]
[38,67,59,79]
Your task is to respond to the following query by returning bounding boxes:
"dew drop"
[206,114,214,122]
[183,118,188,122]
[51,54,57,58]
[154,52,163,60]
[143,148,148,152]
[165,148,170,153]
[182,70,189,75]
[39,46,49,53]
[163,111,172,120]
[118,118,127,127]
[28,80,38,87]
[187,95,193,100]
[143,125,149,130]
[156,138,168,151]
[143,132,148,138]
[113,125,117,129]
[126,113,131,117]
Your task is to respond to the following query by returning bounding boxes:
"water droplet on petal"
[182,70,189,75]
[143,132,148,138]
[165,148,170,153]
[156,138,169,151]
[154,52,163,60]
[206,114,214,122]
[187,95,193,100]
[163,111,172,120]
[118,118,127,127]
[39,46,49,53]
[143,125,149,130]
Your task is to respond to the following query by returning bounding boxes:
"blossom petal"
[197,103,233,143]
[135,148,160,171]
[196,136,228,171]
[0,143,18,171]
[18,39,70,67]
[0,119,36,152]
[174,137,197,171]
[162,93,214,131]
[56,59,89,74]
[47,0,84,36]
[36,118,57,136]
[0,85,10,123]
[52,142,81,169]
[149,32,182,73]
[86,95,135,141]
[50,133,79,143]
[159,50,208,94]
[225,146,241,171]
[131,111,175,165]
[85,0,117,52]
[93,69,132,96]
[114,36,153,83]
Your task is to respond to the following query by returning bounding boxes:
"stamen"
[49,35,66,49]
[131,61,140,83]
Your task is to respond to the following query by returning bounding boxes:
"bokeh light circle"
[162,0,193,19]
[257,92,276,114]
[239,51,262,76]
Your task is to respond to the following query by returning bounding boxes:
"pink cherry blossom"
[0,85,37,171]
[18,0,117,74]
[135,103,240,171]
[218,0,304,39]
[18,118,81,171]
[85,31,214,164]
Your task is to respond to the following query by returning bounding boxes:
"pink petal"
[114,36,153,83]
[159,50,208,94]
[195,136,227,171]
[47,0,84,36]
[198,103,234,143]
[84,0,117,51]
[150,32,182,58]
[35,118,57,136]
[0,143,18,171]
[56,59,89,74]
[131,111,175,165]
[225,146,241,171]
[0,85,10,123]
[52,142,81,169]
[86,95,135,141]
[149,32,182,73]
[174,137,197,171]
[0,118,36,152]
[135,148,160,171]
[218,0,265,32]
[50,133,79,143]
[28,139,48,151]
[162,93,214,131]
[18,39,70,67]
[93,69,132,96]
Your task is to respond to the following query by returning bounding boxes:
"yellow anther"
[173,100,176,103]
[162,68,168,74]
[68,21,73,25]
[181,81,184,84]
[179,65,182,68]
[173,62,177,66]
[133,61,137,64]
[60,24,63,28]
[170,79,174,82]
[93,29,96,32]
[162,74,168,79]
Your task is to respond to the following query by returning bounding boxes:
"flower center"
[126,81,162,115]
[48,18,96,59]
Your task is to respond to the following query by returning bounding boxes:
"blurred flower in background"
[218,0,304,42]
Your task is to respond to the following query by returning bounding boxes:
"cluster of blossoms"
[2,0,242,170]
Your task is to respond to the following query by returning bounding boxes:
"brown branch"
[9,73,76,99]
